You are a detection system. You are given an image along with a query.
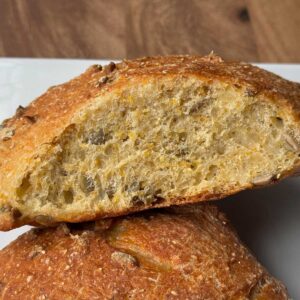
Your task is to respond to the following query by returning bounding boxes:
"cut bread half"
[0,54,300,230]
[0,205,288,299]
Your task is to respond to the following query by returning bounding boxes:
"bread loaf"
[0,205,288,299]
[0,54,300,230]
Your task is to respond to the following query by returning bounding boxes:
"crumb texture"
[14,77,300,221]
[0,55,299,229]
[0,205,288,299]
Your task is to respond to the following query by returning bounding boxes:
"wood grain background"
[0,0,299,62]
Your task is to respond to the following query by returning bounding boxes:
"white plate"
[0,59,299,298]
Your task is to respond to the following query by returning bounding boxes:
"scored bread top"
[0,54,300,230]
[0,205,288,299]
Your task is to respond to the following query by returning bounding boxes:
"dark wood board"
[0,0,299,62]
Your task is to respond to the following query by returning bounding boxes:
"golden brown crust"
[0,54,300,230]
[0,205,288,299]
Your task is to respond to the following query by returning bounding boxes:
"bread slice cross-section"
[0,205,288,299]
[0,54,299,230]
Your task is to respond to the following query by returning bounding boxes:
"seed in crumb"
[34,215,55,226]
[170,291,178,296]
[0,204,12,213]
[111,251,139,268]
[284,134,300,151]
[131,195,144,206]
[26,275,33,283]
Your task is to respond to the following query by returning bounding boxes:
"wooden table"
[0,0,299,62]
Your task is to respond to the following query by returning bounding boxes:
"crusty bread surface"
[0,205,288,299]
[0,54,300,230]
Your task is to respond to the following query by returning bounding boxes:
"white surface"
[0,59,299,298]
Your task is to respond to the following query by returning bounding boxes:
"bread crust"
[0,205,288,299]
[0,54,300,230]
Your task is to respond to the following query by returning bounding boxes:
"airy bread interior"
[15,76,300,221]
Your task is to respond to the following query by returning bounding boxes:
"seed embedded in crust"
[251,174,274,186]
[28,245,45,259]
[111,251,139,268]
[26,230,38,241]
[95,64,103,71]
[0,118,10,130]
[106,62,116,73]
[16,105,25,117]
[1,128,15,141]
[57,223,70,236]
[24,115,37,123]
[98,76,109,84]
[245,88,258,97]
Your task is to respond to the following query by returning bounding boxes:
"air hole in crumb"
[178,132,187,142]
[63,190,74,204]
[16,175,31,198]
[104,144,116,155]
[271,116,283,129]
[216,144,225,155]
[95,157,102,168]
[12,208,22,219]
[190,163,197,170]
[206,165,218,180]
